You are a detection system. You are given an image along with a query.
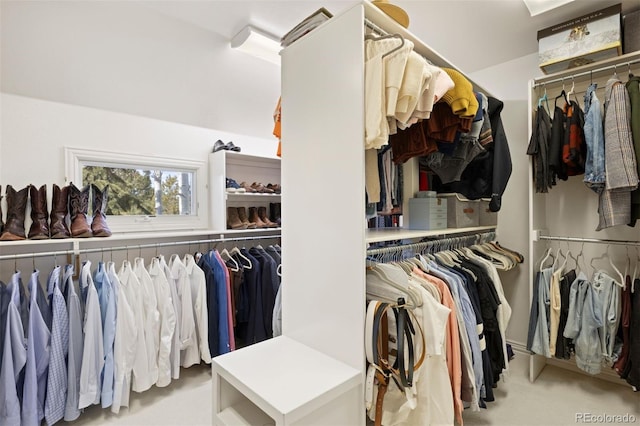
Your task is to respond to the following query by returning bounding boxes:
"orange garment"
[413,267,463,426]
[273,97,282,157]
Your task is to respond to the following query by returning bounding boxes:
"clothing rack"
[366,231,496,260]
[364,18,387,36]
[537,234,640,247]
[532,57,640,89]
[0,234,281,262]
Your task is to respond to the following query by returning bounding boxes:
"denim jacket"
[583,84,605,192]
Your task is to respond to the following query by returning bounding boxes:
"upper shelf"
[366,225,496,244]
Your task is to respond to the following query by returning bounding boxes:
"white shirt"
[183,254,211,365]
[133,257,160,384]
[118,261,153,392]
[148,257,176,387]
[159,255,182,380]
[109,262,137,414]
[169,255,197,369]
[78,261,104,410]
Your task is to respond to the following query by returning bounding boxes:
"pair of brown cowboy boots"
[0,183,111,241]
[227,206,278,230]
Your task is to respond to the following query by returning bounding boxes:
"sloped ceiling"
[141,0,639,73]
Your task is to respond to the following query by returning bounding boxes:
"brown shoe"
[28,184,50,239]
[0,185,28,241]
[69,183,92,238]
[91,184,112,237]
[248,207,267,228]
[240,182,258,193]
[266,183,282,194]
[50,184,71,239]
[251,182,274,194]
[258,206,278,228]
[237,207,256,229]
[227,207,247,230]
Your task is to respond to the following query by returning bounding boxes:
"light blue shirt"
[63,264,84,421]
[44,266,69,425]
[583,83,606,191]
[94,262,116,408]
[22,270,51,426]
[0,272,27,426]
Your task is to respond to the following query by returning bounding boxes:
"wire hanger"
[364,33,405,59]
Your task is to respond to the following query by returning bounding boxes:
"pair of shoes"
[250,182,275,194]
[0,183,111,241]
[227,206,278,229]
[240,182,257,193]
[266,183,282,194]
[212,139,242,153]
[226,178,246,193]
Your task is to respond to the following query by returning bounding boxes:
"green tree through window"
[82,165,192,216]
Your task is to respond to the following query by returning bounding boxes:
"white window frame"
[65,147,209,233]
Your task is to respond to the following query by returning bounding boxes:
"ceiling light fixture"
[230,25,281,65]
[523,0,575,16]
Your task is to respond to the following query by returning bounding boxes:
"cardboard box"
[538,4,622,74]
[408,198,447,230]
[623,9,640,54]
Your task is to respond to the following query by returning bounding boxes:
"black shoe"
[225,141,241,152]
[212,139,226,153]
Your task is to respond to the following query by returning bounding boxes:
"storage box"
[538,4,622,74]
[408,198,447,230]
[439,193,479,228]
[479,198,497,226]
[623,9,640,54]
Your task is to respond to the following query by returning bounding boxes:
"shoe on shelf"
[258,206,278,228]
[266,183,282,194]
[226,178,245,193]
[237,207,256,229]
[227,207,247,230]
[248,207,268,228]
[251,182,274,194]
[225,141,242,152]
[212,139,226,153]
[240,182,258,193]
[270,202,281,226]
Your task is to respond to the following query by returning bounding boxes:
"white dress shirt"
[169,254,198,368]
[108,262,137,414]
[133,257,160,385]
[78,261,104,410]
[148,257,176,387]
[119,260,153,392]
[184,254,211,364]
[158,255,182,380]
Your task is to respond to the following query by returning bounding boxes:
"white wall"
[0,0,281,140]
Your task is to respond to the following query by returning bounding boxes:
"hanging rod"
[364,18,388,36]
[532,58,640,88]
[0,233,281,262]
[537,235,640,247]
[366,231,495,256]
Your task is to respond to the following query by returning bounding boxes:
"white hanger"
[230,246,253,270]
[539,247,554,270]
[220,248,240,272]
[590,245,625,287]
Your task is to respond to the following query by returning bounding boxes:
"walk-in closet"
[2,0,640,425]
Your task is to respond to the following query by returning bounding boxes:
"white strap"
[365,300,380,364]
[365,364,377,411]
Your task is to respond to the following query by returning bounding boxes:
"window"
[65,147,208,233]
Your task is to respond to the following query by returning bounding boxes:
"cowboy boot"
[50,184,71,239]
[28,184,50,239]
[227,207,247,230]
[68,183,92,238]
[248,207,267,228]
[91,184,112,237]
[258,206,278,228]
[237,206,256,229]
[0,185,28,241]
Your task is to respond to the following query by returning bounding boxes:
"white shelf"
[216,400,274,426]
[226,192,282,202]
[366,225,496,243]
[212,336,361,424]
